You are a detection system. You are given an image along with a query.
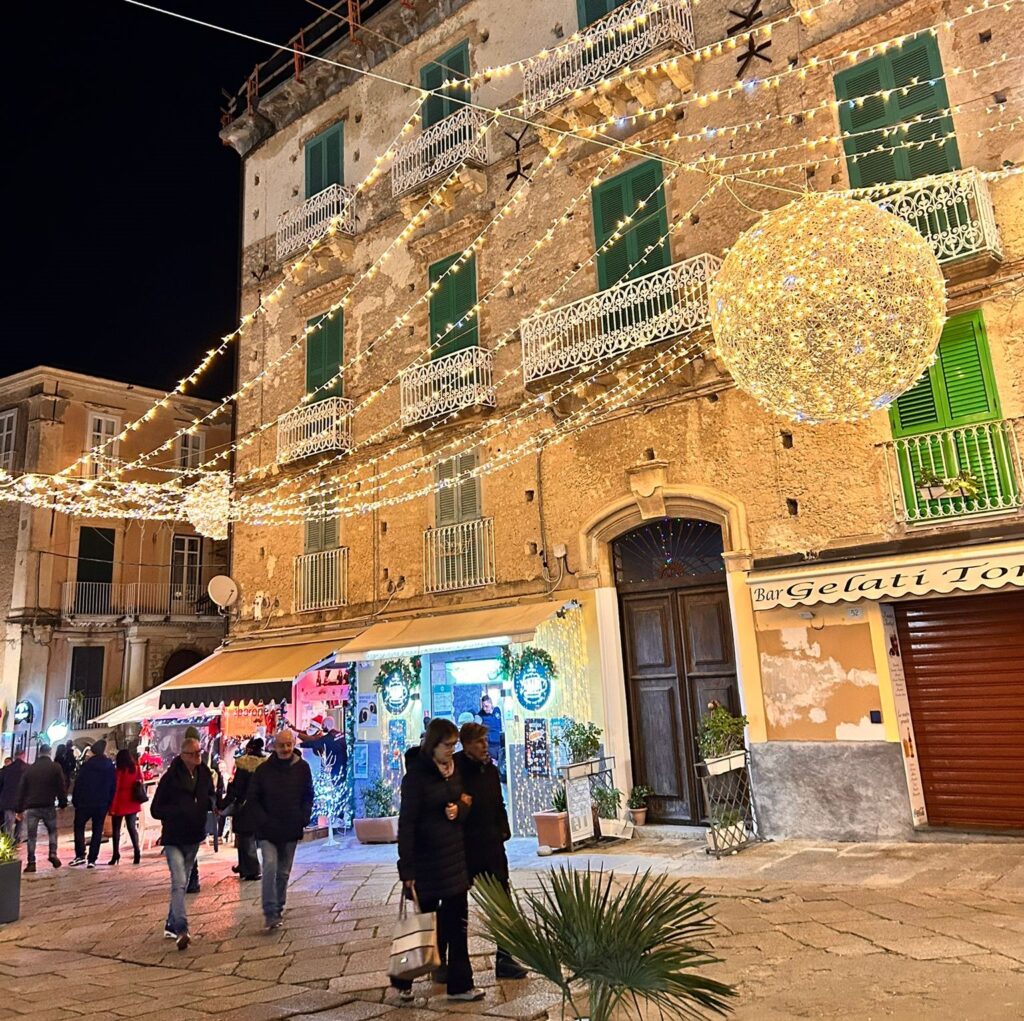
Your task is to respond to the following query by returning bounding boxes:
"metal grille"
[391,105,490,197]
[277,396,354,464]
[423,518,496,593]
[294,547,348,611]
[697,753,761,860]
[400,346,495,427]
[61,581,216,617]
[276,183,357,259]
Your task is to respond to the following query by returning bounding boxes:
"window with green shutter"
[592,160,671,290]
[304,491,339,554]
[304,122,344,199]
[576,0,630,28]
[435,451,481,526]
[834,34,960,188]
[306,313,344,400]
[420,42,470,130]
[428,253,478,360]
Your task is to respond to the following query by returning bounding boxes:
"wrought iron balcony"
[277,396,354,464]
[870,168,1002,267]
[522,0,695,115]
[57,695,116,730]
[294,547,348,612]
[61,581,218,617]
[276,183,357,260]
[391,105,490,197]
[400,346,495,428]
[883,418,1022,524]
[424,518,496,593]
[520,253,720,385]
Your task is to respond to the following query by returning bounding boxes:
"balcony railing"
[424,518,496,593]
[870,168,1002,266]
[276,183,357,260]
[278,396,353,464]
[391,105,490,197]
[400,346,495,428]
[57,695,116,730]
[885,419,1022,524]
[520,253,720,384]
[294,547,348,611]
[522,0,695,114]
[62,581,218,617]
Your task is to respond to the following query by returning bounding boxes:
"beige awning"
[337,602,566,660]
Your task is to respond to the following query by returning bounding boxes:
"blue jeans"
[164,843,200,935]
[3,808,24,843]
[25,807,58,862]
[259,839,297,923]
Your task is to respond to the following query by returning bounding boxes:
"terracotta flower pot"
[354,816,399,844]
[628,807,647,826]
[532,811,570,850]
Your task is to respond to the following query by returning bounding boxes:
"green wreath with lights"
[372,656,422,695]
[497,646,557,684]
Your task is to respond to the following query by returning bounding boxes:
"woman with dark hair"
[392,717,482,1004]
[222,737,264,881]
[108,748,145,864]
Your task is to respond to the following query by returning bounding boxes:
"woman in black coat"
[222,738,265,880]
[393,718,482,1003]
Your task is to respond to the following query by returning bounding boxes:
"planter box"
[533,811,570,850]
[706,822,746,849]
[596,817,633,839]
[0,859,21,924]
[703,750,746,776]
[917,484,948,500]
[354,816,399,844]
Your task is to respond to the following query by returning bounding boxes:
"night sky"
[7,1,321,399]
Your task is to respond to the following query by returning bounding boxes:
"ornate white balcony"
[276,183,357,260]
[522,0,695,115]
[391,106,490,197]
[520,253,720,385]
[884,419,1022,524]
[277,396,353,464]
[424,518,496,593]
[400,346,495,428]
[294,547,348,612]
[869,168,1002,267]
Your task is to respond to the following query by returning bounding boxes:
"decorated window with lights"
[428,252,478,360]
[178,431,204,469]
[304,490,340,554]
[87,413,119,478]
[306,313,344,401]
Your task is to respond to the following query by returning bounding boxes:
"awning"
[747,541,1024,610]
[91,684,167,726]
[337,601,566,660]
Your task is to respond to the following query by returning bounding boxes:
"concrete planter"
[533,811,570,850]
[0,859,21,923]
[703,750,746,776]
[354,816,399,844]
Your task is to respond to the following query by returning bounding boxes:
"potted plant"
[0,830,20,923]
[533,783,571,851]
[697,702,748,775]
[706,807,747,851]
[627,784,653,826]
[916,470,947,501]
[592,786,630,839]
[943,468,981,500]
[472,868,735,1021]
[354,776,399,844]
[561,720,602,766]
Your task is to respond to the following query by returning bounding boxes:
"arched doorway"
[613,518,740,824]
[163,648,202,682]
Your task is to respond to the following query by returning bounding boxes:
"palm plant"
[472,868,735,1021]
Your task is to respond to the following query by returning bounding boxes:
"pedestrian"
[0,750,28,842]
[479,696,505,780]
[455,722,528,979]
[298,715,347,777]
[61,741,77,787]
[222,738,264,881]
[70,740,116,868]
[392,718,483,1004]
[108,748,145,865]
[14,744,67,872]
[247,729,313,929]
[150,736,215,950]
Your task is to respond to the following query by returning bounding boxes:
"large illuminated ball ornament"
[709,194,946,424]
[183,471,232,540]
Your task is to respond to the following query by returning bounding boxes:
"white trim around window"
[0,409,16,471]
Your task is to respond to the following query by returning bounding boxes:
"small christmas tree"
[313,750,346,846]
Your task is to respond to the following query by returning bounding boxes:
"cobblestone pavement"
[1,829,1021,1020]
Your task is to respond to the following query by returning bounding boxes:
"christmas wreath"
[373,656,422,696]
[497,646,557,684]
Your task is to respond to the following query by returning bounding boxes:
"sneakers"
[69,857,86,867]
[265,917,282,931]
[163,929,177,940]
[86,862,96,869]
[48,856,62,869]
[447,989,485,1002]
[176,931,191,951]
[398,990,414,1004]
[24,861,36,873]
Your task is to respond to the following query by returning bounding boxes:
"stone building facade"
[0,368,230,757]
[220,0,1023,838]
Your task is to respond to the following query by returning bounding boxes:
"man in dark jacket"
[0,750,28,842]
[455,722,528,979]
[248,729,313,929]
[151,736,215,949]
[15,745,67,872]
[69,740,116,868]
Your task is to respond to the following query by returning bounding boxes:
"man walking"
[0,750,28,842]
[151,736,216,949]
[479,696,505,781]
[248,729,313,930]
[15,744,67,873]
[70,740,116,868]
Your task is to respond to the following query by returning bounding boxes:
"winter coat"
[15,756,67,812]
[397,747,469,902]
[454,750,511,883]
[247,751,314,845]
[480,707,503,749]
[109,764,145,817]
[151,755,217,846]
[300,731,347,776]
[222,754,265,836]
[0,759,28,811]
[73,754,116,812]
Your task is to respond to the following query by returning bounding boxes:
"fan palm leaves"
[472,867,735,1021]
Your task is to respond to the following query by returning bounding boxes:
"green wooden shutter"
[304,493,338,553]
[306,314,344,400]
[891,370,943,436]
[435,456,459,526]
[593,176,631,289]
[577,0,624,27]
[457,450,481,521]
[420,59,447,130]
[936,312,998,425]
[420,42,470,129]
[428,253,477,359]
[835,55,899,188]
[304,122,344,199]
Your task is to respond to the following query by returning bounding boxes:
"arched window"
[612,518,725,587]
[162,648,203,683]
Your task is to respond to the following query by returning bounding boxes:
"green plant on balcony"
[943,469,981,499]
[697,702,748,762]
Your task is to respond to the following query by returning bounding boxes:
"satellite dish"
[208,575,239,608]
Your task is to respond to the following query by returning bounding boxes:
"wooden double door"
[619,585,740,824]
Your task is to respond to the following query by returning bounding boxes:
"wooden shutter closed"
[457,450,480,521]
[938,314,997,425]
[305,122,344,199]
[435,451,480,525]
[420,42,470,129]
[835,56,899,188]
[304,492,338,553]
[428,253,477,359]
[306,314,343,399]
[435,456,459,526]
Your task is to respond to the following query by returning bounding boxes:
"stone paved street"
[1,830,1021,1020]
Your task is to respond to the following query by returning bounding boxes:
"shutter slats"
[429,253,477,359]
[457,450,481,521]
[939,316,995,423]
[593,161,669,288]
[435,456,459,526]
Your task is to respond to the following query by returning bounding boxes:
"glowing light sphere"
[709,194,946,424]
[183,471,232,540]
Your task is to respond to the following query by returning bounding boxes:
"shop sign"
[524,718,550,777]
[356,692,379,730]
[381,678,410,715]
[13,700,33,725]
[562,761,595,845]
[352,742,369,780]
[514,662,552,712]
[223,703,267,738]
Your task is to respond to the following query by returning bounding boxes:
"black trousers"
[391,890,472,995]
[235,832,260,878]
[73,806,106,863]
[110,814,140,858]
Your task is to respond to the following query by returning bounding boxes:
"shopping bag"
[387,891,440,981]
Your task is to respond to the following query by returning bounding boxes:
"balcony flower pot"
[532,811,570,851]
[0,859,21,924]
[917,484,948,501]
[702,750,746,776]
[354,816,399,844]
[706,821,746,850]
[628,807,647,826]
